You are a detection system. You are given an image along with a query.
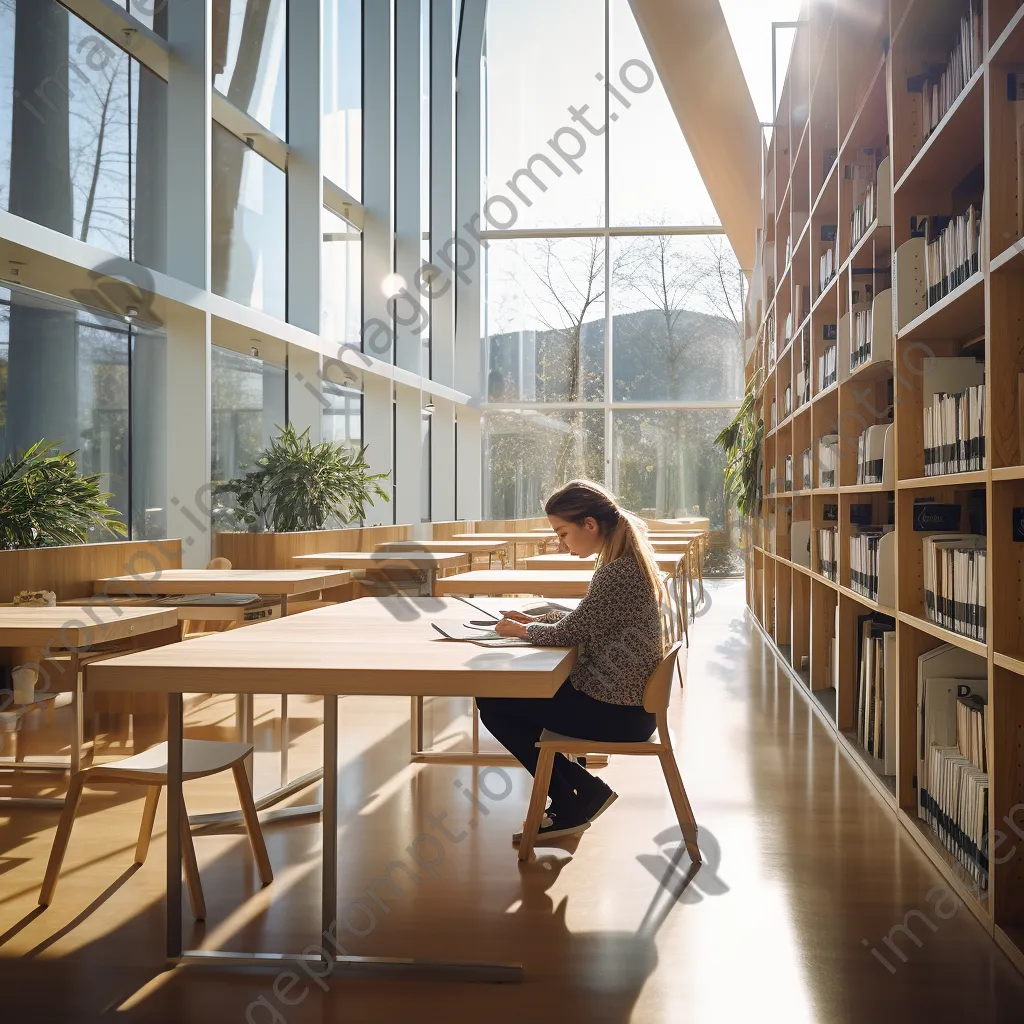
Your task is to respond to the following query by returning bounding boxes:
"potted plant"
[714,374,764,522]
[213,424,391,533]
[0,440,127,550]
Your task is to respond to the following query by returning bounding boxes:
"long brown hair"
[543,480,664,602]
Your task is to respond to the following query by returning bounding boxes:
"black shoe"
[576,777,618,823]
[512,804,592,844]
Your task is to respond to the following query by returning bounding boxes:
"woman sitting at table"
[478,480,664,842]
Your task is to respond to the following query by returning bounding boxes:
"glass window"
[322,382,362,447]
[421,409,432,523]
[0,285,131,543]
[131,325,169,540]
[211,345,285,487]
[611,235,744,402]
[123,0,169,38]
[212,124,287,320]
[421,0,431,261]
[322,207,362,346]
[485,0,606,230]
[485,237,606,403]
[0,0,167,273]
[483,409,604,519]
[612,409,735,528]
[323,0,362,197]
[213,0,287,139]
[609,0,719,226]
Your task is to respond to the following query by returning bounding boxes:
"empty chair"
[39,740,273,920]
[517,641,700,864]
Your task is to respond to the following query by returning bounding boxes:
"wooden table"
[292,552,468,595]
[92,569,352,826]
[374,539,511,567]
[435,570,594,598]
[94,569,351,615]
[451,532,556,566]
[0,606,178,809]
[88,597,576,983]
[520,552,687,573]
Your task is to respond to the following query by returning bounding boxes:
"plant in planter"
[714,373,764,520]
[0,440,127,549]
[214,424,391,532]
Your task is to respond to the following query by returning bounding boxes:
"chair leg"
[231,762,274,886]
[658,750,701,865]
[518,747,556,862]
[38,772,88,906]
[179,799,207,920]
[135,786,161,864]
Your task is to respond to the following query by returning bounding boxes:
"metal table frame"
[164,694,523,981]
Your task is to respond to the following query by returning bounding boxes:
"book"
[916,643,987,822]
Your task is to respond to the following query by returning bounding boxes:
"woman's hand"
[495,617,530,638]
[498,609,535,623]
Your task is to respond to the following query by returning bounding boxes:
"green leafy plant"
[0,440,127,550]
[714,373,764,519]
[214,424,391,533]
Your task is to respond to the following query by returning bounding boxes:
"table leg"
[166,691,184,962]
[322,693,338,948]
[70,653,83,776]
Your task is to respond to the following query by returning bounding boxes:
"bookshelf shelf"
[839,482,890,493]
[990,236,1024,274]
[900,811,992,922]
[896,272,986,344]
[893,66,985,197]
[897,470,988,489]
[842,218,889,274]
[994,652,1024,678]
[747,5,1024,973]
[897,609,989,659]
[838,583,896,618]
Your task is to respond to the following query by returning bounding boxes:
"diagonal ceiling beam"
[628,0,761,270]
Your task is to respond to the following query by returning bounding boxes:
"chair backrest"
[642,640,686,715]
[207,557,232,570]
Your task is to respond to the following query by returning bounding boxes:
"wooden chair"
[517,641,700,865]
[38,740,273,920]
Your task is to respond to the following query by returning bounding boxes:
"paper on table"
[430,622,532,647]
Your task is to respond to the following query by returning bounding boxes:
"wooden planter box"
[214,525,413,570]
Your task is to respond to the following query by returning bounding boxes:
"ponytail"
[543,479,665,606]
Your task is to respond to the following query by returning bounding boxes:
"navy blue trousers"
[477,679,656,809]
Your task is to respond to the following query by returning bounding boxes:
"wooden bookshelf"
[744,0,1024,971]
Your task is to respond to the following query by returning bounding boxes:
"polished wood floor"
[2,580,1023,1022]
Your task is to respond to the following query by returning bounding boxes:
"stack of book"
[850,527,894,603]
[908,3,982,143]
[924,382,986,475]
[797,326,811,406]
[920,205,982,306]
[819,226,838,292]
[846,148,880,250]
[854,615,896,771]
[916,646,989,887]
[819,332,838,391]
[856,423,890,484]
[801,447,812,490]
[818,434,838,488]
[817,528,838,581]
[922,533,987,641]
[784,455,793,492]
[850,307,873,371]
